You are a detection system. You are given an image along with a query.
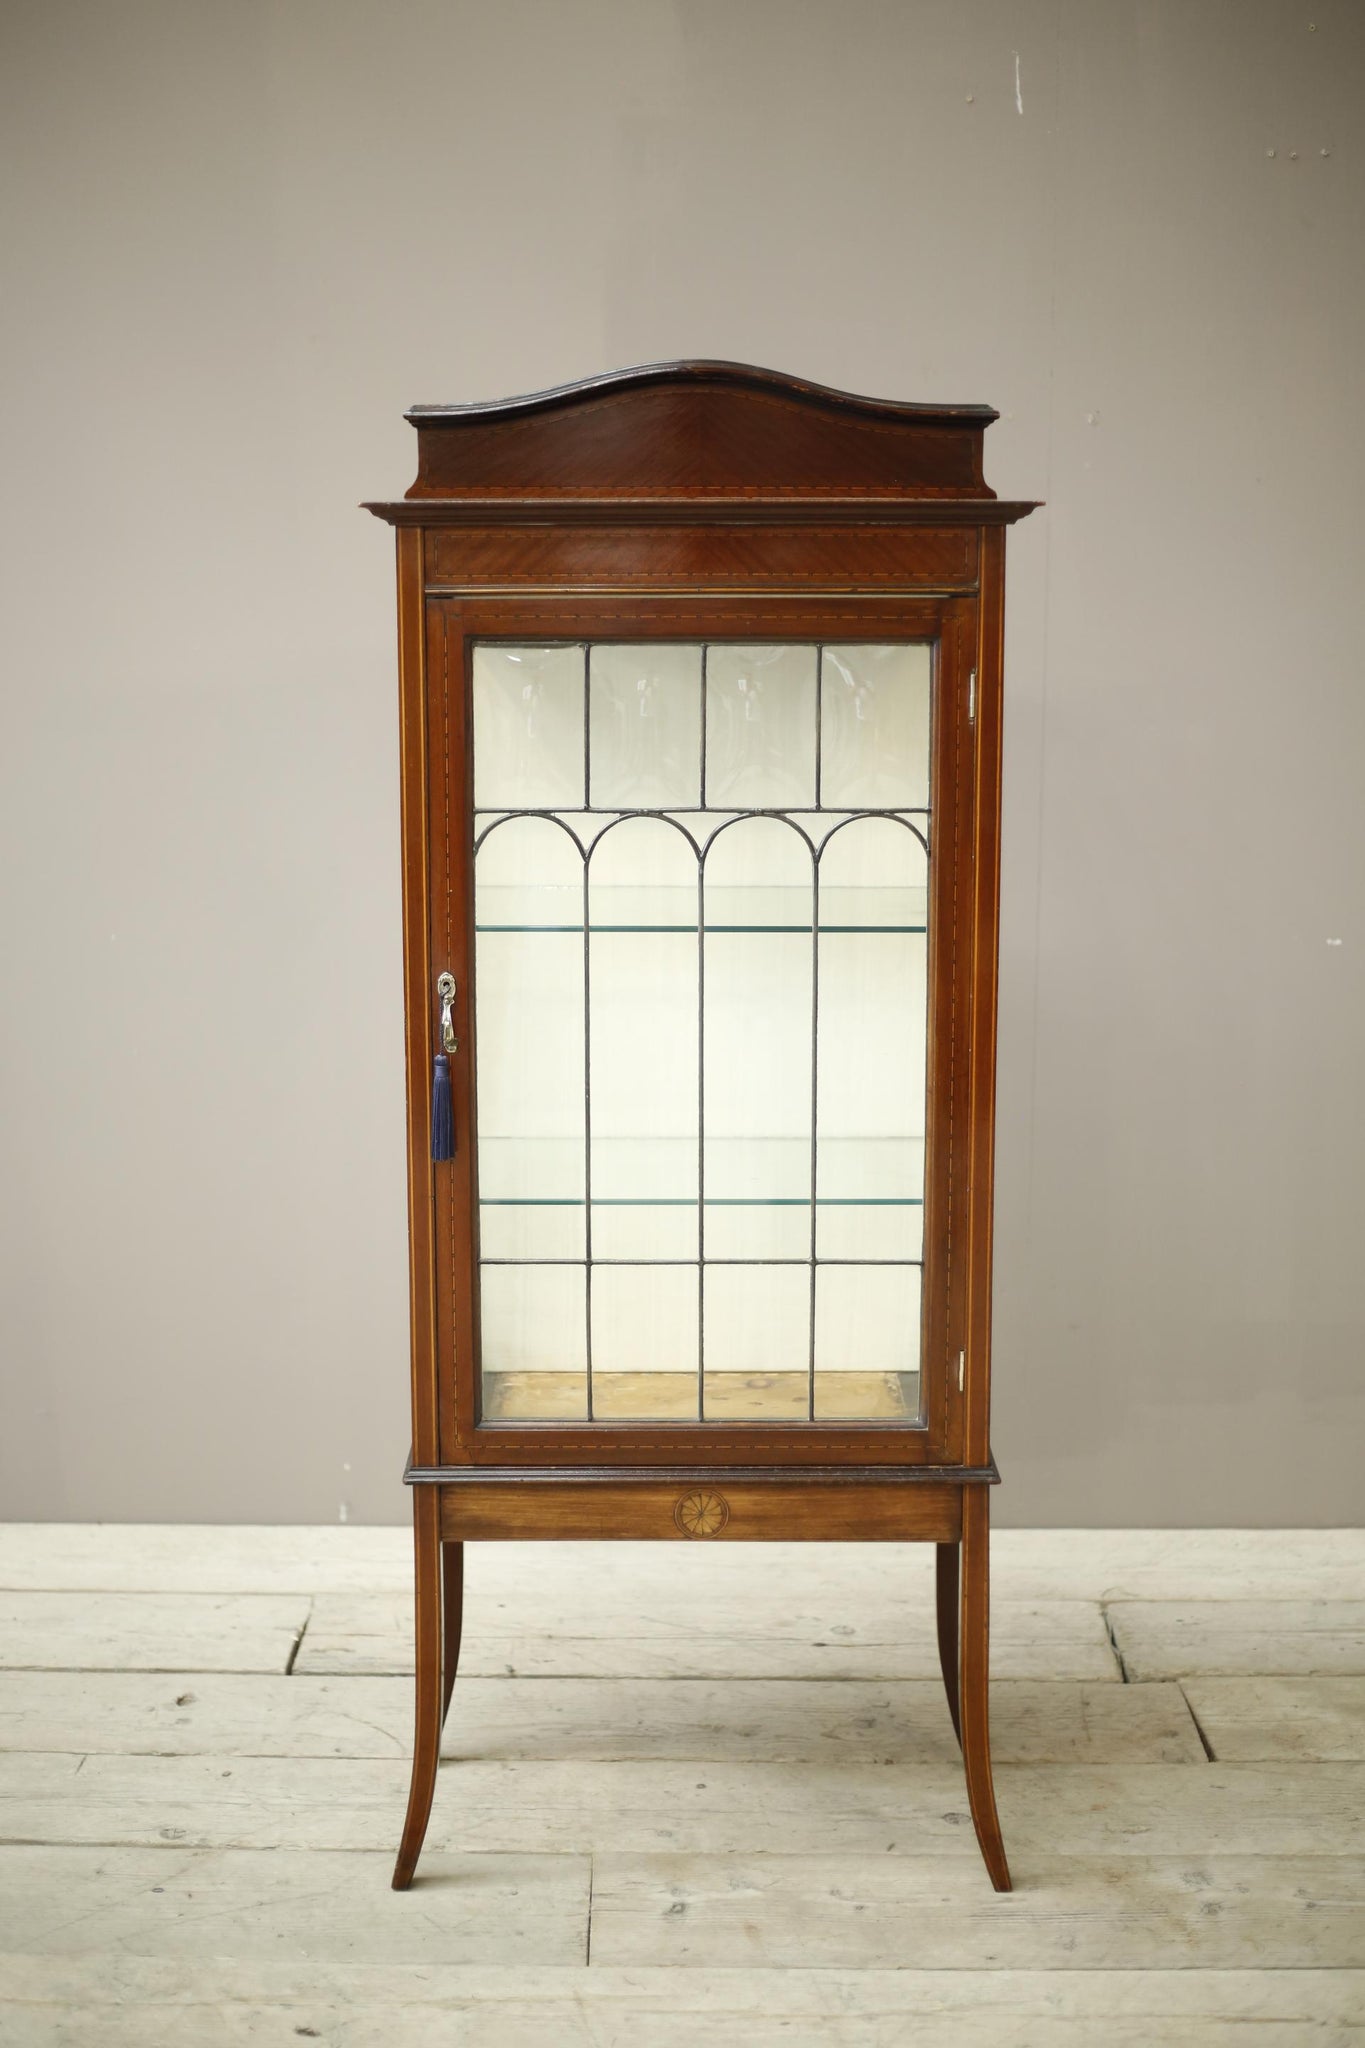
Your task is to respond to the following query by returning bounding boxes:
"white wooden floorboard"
[3,1526,1362,1601]
[0,1844,588,1966]
[4,1957,1363,2025]
[589,1851,1365,1969]
[5,1754,1363,1858]
[0,1671,1205,1763]
[0,1996,1359,2046]
[1110,1601,1365,1679]
[297,1591,1119,1680]
[0,1525,413,1595]
[0,1593,309,1674]
[1,1526,1361,2031]
[1182,1676,1365,1761]
[990,1528,1365,1603]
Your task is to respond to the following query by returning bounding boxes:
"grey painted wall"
[2,0,1361,1525]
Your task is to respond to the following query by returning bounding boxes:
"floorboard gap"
[283,1610,309,1677]
[1178,1680,1219,1761]
[1101,1603,1130,1682]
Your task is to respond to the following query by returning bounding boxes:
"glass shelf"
[476,883,928,932]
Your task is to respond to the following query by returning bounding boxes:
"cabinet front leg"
[392,1486,443,1890]
[959,1486,1012,1891]
[935,1540,962,1745]
[441,1539,464,1727]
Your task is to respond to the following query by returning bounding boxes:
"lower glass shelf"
[481,1368,922,1424]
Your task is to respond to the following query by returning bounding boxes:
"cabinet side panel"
[396,528,440,1468]
[964,527,1006,1469]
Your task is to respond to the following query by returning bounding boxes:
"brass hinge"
[957,1349,966,1393]
[968,668,977,722]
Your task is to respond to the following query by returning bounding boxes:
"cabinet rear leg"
[935,1540,961,1745]
[392,1486,442,1890]
[959,1486,1012,1891]
[441,1539,464,1727]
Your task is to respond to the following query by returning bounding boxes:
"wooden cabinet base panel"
[434,1477,967,1543]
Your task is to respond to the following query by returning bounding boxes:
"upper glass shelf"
[476,883,928,933]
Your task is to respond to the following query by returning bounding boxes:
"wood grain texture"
[1,1527,1360,2025]
[0,1673,1205,1765]
[1182,1677,1365,1762]
[0,1844,588,1965]
[1110,1602,1365,1679]
[396,362,996,500]
[2,1526,1359,1599]
[0,1524,415,1594]
[439,1481,961,1543]
[8,1756,1359,1859]
[959,1485,1008,1886]
[423,521,979,591]
[295,1591,1117,1680]
[0,1997,1359,2048]
[0,1593,307,1673]
[5,1958,1362,2038]
[589,1851,1365,1970]
[391,1487,441,1888]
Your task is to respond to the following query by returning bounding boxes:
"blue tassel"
[431,1052,454,1160]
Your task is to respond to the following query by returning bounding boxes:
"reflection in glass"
[470,638,934,1430]
[480,1265,587,1419]
[475,819,585,1262]
[473,645,584,809]
[821,644,931,808]
[589,644,702,808]
[814,1264,921,1420]
[816,818,927,1263]
[592,1265,699,1419]
[589,818,698,1261]
[704,817,812,1262]
[703,1264,808,1418]
[706,644,817,807]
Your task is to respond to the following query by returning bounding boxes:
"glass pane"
[593,1265,699,1419]
[589,644,702,807]
[480,1265,587,1420]
[816,817,926,1261]
[703,817,813,1263]
[817,813,928,931]
[473,645,584,809]
[816,818,927,1260]
[814,1264,921,1420]
[821,644,931,809]
[470,634,936,1434]
[705,644,817,807]
[588,817,699,1263]
[475,817,585,1266]
[704,1264,810,1419]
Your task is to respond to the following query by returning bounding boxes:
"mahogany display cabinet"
[365,362,1037,1890]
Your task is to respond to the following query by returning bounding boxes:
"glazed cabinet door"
[425,597,979,1469]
